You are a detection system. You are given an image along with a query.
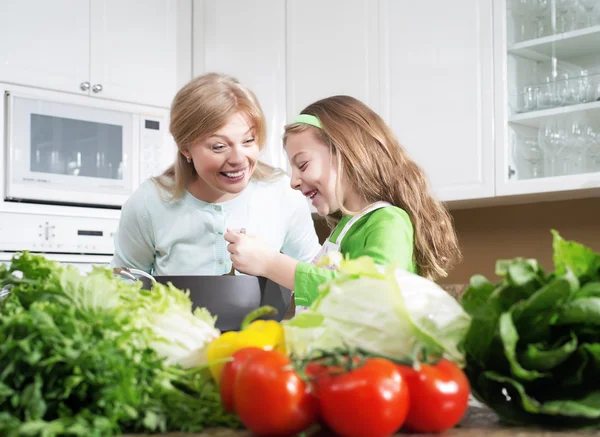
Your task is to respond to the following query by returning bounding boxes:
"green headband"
[292,113,322,129]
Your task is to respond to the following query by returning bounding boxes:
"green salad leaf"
[0,252,240,437]
[461,230,600,428]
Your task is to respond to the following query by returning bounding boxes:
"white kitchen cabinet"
[494,0,600,198]
[286,0,381,119]
[0,0,90,94]
[90,0,177,108]
[0,0,177,108]
[380,0,495,203]
[192,0,288,170]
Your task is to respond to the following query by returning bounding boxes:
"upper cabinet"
[192,0,287,170]
[0,0,90,94]
[189,0,600,206]
[286,0,381,118]
[90,0,177,108]
[0,0,177,108]
[380,0,495,202]
[494,0,600,197]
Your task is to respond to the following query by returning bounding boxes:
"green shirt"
[294,206,416,306]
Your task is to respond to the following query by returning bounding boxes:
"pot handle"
[113,267,157,283]
[0,284,12,301]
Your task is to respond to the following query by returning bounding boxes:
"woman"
[111,73,320,276]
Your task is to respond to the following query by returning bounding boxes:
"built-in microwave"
[2,83,173,209]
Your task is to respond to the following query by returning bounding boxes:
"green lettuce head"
[283,254,471,367]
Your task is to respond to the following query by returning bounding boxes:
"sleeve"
[360,207,414,272]
[279,183,321,263]
[294,262,338,306]
[110,184,156,273]
[292,208,415,307]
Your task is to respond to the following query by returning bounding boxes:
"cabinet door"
[286,0,380,119]
[90,0,177,107]
[382,0,495,202]
[0,0,90,94]
[192,0,287,170]
[494,0,600,198]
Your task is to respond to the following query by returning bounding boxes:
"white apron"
[294,201,393,316]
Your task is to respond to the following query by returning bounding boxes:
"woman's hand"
[224,228,278,277]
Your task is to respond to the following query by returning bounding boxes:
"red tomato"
[304,356,360,380]
[219,347,263,412]
[396,359,470,433]
[234,349,319,436]
[314,358,410,437]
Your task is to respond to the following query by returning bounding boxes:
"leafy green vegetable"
[0,252,240,437]
[461,230,600,428]
[283,254,471,366]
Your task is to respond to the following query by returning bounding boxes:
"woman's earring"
[186,156,192,163]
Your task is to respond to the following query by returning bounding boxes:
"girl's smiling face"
[285,129,339,216]
[184,112,260,203]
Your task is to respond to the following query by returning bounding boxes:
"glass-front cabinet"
[496,0,600,196]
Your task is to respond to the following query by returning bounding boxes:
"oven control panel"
[0,212,118,255]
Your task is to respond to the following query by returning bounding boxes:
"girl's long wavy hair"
[154,73,282,199]
[283,95,461,280]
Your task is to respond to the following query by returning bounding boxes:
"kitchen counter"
[126,405,600,436]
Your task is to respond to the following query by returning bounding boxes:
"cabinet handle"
[80,81,90,91]
[508,165,516,179]
[92,84,103,93]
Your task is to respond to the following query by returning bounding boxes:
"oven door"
[5,91,137,208]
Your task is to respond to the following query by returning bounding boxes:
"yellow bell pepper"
[207,305,286,383]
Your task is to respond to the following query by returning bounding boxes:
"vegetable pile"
[0,252,240,437]
[208,256,473,437]
[461,230,600,428]
[0,250,475,437]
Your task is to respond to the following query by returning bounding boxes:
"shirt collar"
[183,179,256,211]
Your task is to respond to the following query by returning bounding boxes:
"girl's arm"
[289,207,416,307]
[263,255,339,307]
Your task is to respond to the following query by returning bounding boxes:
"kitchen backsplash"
[312,196,600,289]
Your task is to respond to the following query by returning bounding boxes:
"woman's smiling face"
[184,112,260,203]
[285,129,339,216]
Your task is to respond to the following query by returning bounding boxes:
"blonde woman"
[225,95,462,311]
[111,73,320,275]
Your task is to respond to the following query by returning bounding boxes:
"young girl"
[225,95,461,309]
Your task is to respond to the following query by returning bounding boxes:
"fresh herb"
[0,252,241,437]
[461,230,600,428]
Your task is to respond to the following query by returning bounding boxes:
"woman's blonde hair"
[155,72,282,198]
[283,95,461,281]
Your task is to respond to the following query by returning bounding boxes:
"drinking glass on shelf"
[537,76,558,109]
[512,0,534,41]
[561,117,588,175]
[579,0,598,27]
[556,0,579,33]
[585,127,600,173]
[538,119,567,176]
[522,85,539,112]
[514,137,544,178]
[558,72,578,106]
[531,0,551,37]
[577,70,595,103]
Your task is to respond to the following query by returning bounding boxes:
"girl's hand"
[224,228,277,277]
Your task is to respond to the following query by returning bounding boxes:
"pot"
[113,267,292,332]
